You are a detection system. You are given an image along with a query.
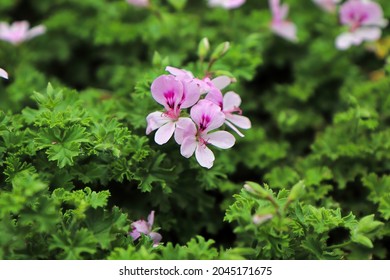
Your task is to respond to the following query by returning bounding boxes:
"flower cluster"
[130,211,162,247]
[336,0,388,50]
[146,66,251,169]
[0,21,45,45]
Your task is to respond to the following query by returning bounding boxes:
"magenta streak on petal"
[164,90,176,109]
[199,114,211,132]
[224,106,242,115]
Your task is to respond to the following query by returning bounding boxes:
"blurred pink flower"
[208,0,246,9]
[0,21,45,45]
[175,100,235,169]
[130,211,162,246]
[146,74,201,145]
[126,0,150,7]
[269,0,297,42]
[336,0,388,50]
[0,68,8,79]
[313,0,341,13]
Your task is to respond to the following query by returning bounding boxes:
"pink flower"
[0,21,45,45]
[146,74,201,145]
[336,0,388,50]
[206,89,251,137]
[208,0,246,9]
[313,0,341,13]
[165,66,211,94]
[126,0,150,7]
[0,68,8,79]
[175,100,235,169]
[269,0,298,42]
[130,211,162,246]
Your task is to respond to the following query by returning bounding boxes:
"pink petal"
[205,88,224,108]
[130,229,141,240]
[225,120,245,137]
[355,27,381,42]
[174,117,196,145]
[131,220,150,235]
[180,80,201,109]
[0,68,8,79]
[149,232,162,245]
[191,100,225,133]
[211,76,231,90]
[151,75,184,111]
[335,32,355,50]
[180,135,197,158]
[165,66,194,79]
[206,131,235,149]
[155,121,176,145]
[26,25,46,40]
[226,114,251,129]
[223,91,241,110]
[146,111,171,135]
[271,21,298,42]
[195,143,215,169]
[147,211,155,227]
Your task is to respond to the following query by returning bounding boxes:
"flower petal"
[225,120,245,137]
[165,66,194,79]
[271,21,297,42]
[174,117,196,145]
[335,32,355,50]
[206,131,236,149]
[191,100,225,133]
[0,68,8,79]
[223,91,241,110]
[151,75,183,111]
[195,143,215,169]
[180,135,197,158]
[147,211,155,227]
[131,220,150,235]
[149,232,162,245]
[180,80,201,109]
[226,114,251,129]
[146,111,171,135]
[355,27,381,42]
[212,75,231,90]
[155,121,176,145]
[26,25,46,40]
[205,88,224,108]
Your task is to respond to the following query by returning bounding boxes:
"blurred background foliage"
[0,0,390,259]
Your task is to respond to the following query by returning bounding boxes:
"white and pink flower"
[336,0,388,50]
[269,0,297,42]
[208,0,246,10]
[175,100,235,169]
[0,21,45,45]
[146,74,201,145]
[130,211,162,246]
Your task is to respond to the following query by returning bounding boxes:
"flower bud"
[210,42,230,61]
[252,214,273,225]
[198,37,210,59]
[244,181,270,199]
[287,180,305,201]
